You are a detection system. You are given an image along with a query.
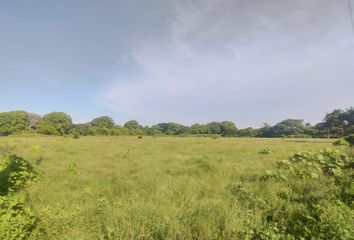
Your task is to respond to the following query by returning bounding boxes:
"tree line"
[0,107,353,138]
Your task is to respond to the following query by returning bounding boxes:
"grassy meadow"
[1,136,342,239]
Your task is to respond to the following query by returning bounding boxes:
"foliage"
[0,154,38,240]
[123,120,141,130]
[0,154,38,195]
[0,107,353,137]
[0,196,37,240]
[344,134,354,146]
[90,116,115,129]
[333,138,350,146]
[0,111,29,136]
[37,112,72,135]
[316,108,354,138]
[243,149,354,239]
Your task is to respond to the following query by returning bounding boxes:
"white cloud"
[104,0,354,126]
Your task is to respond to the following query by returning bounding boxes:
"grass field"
[0,137,340,239]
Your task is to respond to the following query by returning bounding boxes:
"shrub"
[344,134,354,146]
[0,155,38,240]
[0,196,37,240]
[332,138,349,146]
[237,149,354,239]
[0,154,38,195]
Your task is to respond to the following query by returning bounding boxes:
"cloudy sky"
[1,0,353,127]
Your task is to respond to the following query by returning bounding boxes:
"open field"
[2,136,346,239]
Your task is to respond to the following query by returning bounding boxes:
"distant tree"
[257,123,274,137]
[73,123,90,136]
[219,121,238,136]
[146,125,162,135]
[272,119,305,137]
[156,122,188,135]
[206,122,222,135]
[28,113,41,130]
[190,124,208,135]
[123,120,146,135]
[322,109,346,138]
[90,116,115,129]
[37,112,72,135]
[123,120,141,130]
[238,127,258,137]
[88,116,116,135]
[0,111,29,136]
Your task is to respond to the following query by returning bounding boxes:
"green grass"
[0,136,334,239]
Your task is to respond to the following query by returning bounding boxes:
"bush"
[0,155,38,240]
[0,196,37,240]
[344,134,354,146]
[235,149,354,239]
[0,155,37,195]
[332,139,349,146]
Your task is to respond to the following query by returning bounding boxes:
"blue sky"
[1,0,354,127]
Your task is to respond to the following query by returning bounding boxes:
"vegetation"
[333,138,350,146]
[0,107,353,138]
[0,107,353,238]
[0,154,38,240]
[0,136,353,239]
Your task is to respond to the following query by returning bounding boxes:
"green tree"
[219,121,237,136]
[206,122,222,135]
[155,123,188,135]
[123,120,141,130]
[322,109,346,138]
[0,111,29,136]
[272,119,305,137]
[189,124,208,135]
[90,116,115,129]
[238,127,258,137]
[37,112,72,135]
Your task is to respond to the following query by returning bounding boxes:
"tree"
[0,111,29,136]
[123,120,141,130]
[272,119,305,137]
[257,123,274,137]
[28,113,41,130]
[155,123,188,135]
[206,122,222,135]
[322,109,346,138]
[37,112,72,135]
[189,124,208,135]
[219,121,238,136]
[238,127,258,137]
[90,116,115,129]
[88,116,116,135]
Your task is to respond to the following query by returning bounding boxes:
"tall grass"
[0,136,334,239]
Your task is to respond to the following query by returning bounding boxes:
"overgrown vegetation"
[0,154,38,240]
[0,136,352,239]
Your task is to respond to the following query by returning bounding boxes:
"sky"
[1,0,354,127]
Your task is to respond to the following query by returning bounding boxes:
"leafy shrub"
[333,138,349,146]
[235,149,354,239]
[0,155,38,240]
[344,134,354,146]
[0,196,37,240]
[0,154,37,195]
